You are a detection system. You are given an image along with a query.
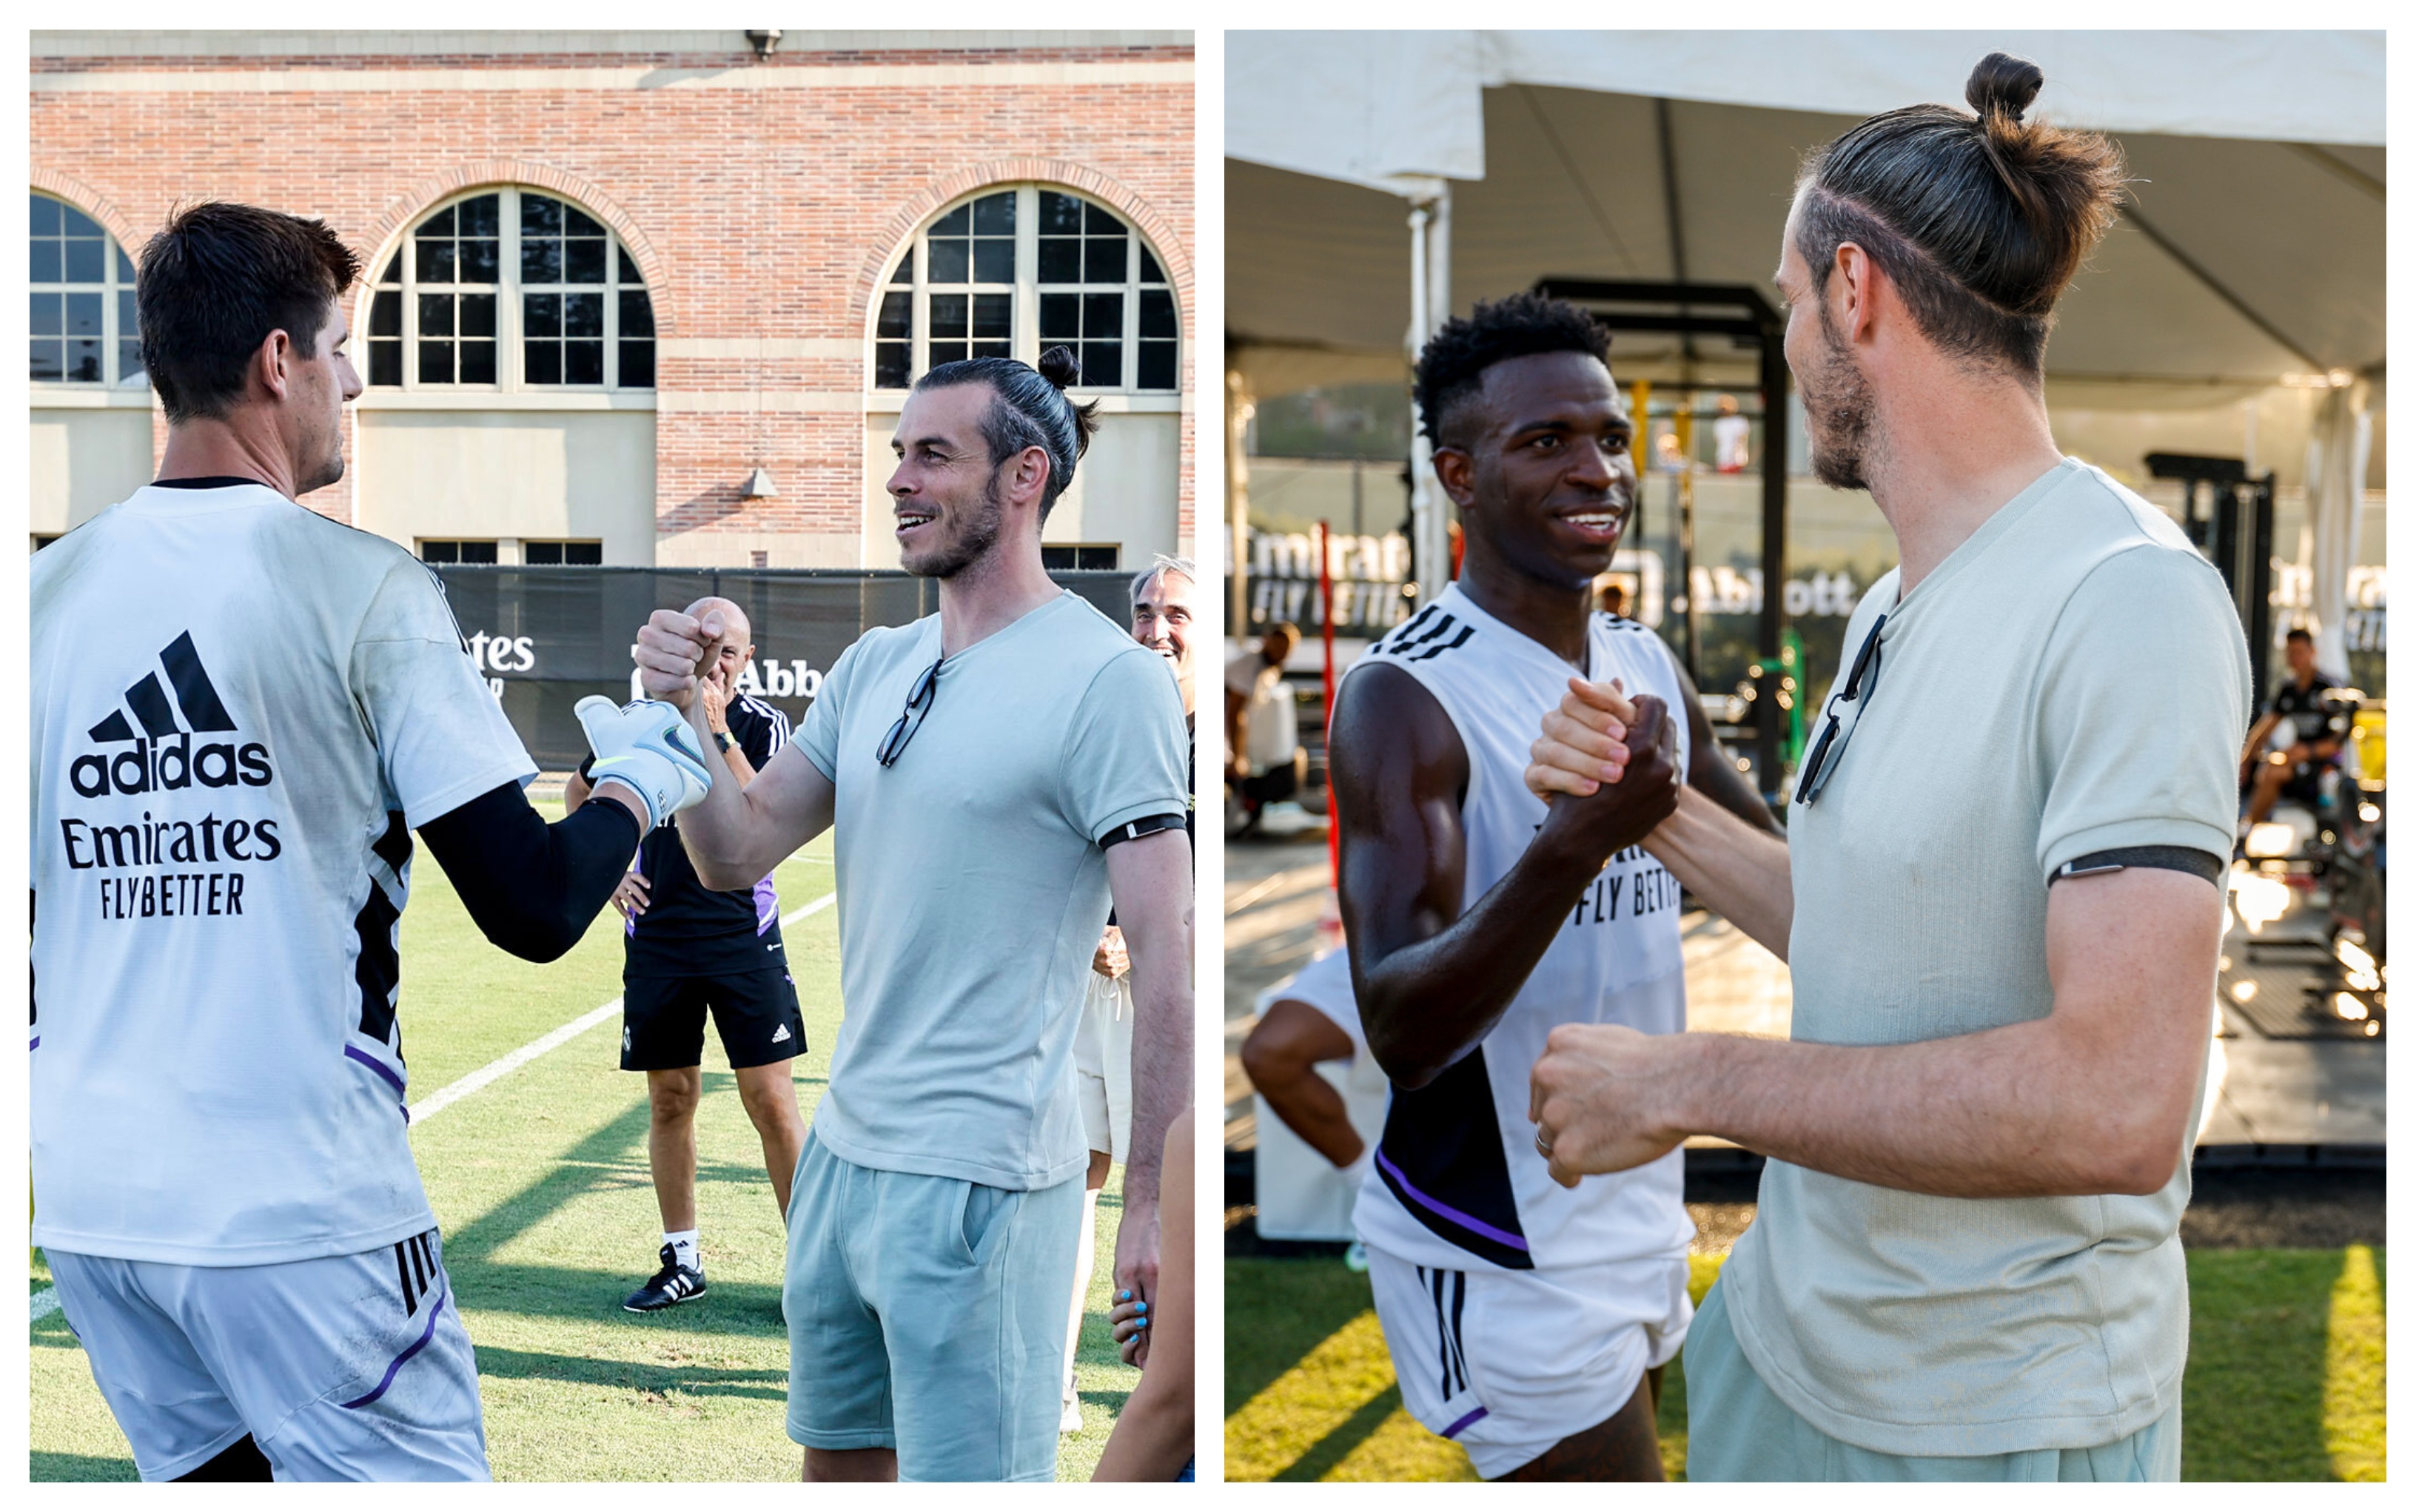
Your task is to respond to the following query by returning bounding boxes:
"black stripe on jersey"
[1380,603,1446,654]
[395,1240,417,1313]
[1448,1269,1469,1392]
[1401,612,1461,651]
[1407,625,1476,662]
[734,694,790,753]
[1375,1046,1534,1270]
[87,709,135,743]
[124,673,181,738]
[353,813,409,1044]
[372,809,414,876]
[161,631,238,730]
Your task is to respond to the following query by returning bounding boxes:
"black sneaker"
[623,1243,706,1312]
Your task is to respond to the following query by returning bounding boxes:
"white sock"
[664,1229,700,1270]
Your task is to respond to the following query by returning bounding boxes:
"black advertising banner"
[431,567,1136,769]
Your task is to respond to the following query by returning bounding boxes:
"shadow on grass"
[470,1345,787,1402]
[1224,1258,1380,1414]
[2183,1247,2384,1482]
[31,1451,137,1482]
[1272,1384,1407,1482]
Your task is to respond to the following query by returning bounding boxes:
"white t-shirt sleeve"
[1063,647,1191,844]
[351,561,537,827]
[2032,543,2250,878]
[796,636,862,784]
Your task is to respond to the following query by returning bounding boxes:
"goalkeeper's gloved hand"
[575,696,713,831]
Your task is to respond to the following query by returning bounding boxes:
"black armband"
[1099,812,1187,849]
[2050,845,2225,888]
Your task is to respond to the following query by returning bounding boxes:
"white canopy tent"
[1227,30,2387,602]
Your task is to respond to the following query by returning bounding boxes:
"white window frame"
[30,192,144,391]
[363,187,654,394]
[870,184,1178,395]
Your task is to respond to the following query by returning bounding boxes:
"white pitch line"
[33,885,838,1326]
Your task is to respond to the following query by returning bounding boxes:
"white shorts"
[46,1228,489,1482]
[1366,1244,1691,1479]
[1073,967,1133,1166]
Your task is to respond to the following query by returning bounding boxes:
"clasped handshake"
[566,606,745,833]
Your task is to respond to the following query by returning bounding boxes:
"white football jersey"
[31,483,535,1266]
[1347,583,1697,1273]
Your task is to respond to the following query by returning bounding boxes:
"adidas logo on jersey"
[70,632,274,798]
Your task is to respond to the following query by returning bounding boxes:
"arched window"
[365,188,654,391]
[873,186,1177,393]
[30,193,142,388]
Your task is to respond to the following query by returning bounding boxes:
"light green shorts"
[783,1132,1083,1481]
[1685,1279,2181,1482]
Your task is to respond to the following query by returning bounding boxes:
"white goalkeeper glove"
[575,696,713,831]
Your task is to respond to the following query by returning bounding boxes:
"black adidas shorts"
[620,969,805,1072]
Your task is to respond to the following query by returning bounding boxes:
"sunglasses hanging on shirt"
[876,654,945,767]
[1795,613,1887,808]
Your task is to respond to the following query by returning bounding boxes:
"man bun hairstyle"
[916,345,1102,521]
[136,201,363,423]
[1793,51,2127,375]
[1414,292,1611,446]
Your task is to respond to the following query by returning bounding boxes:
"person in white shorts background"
[1062,552,1198,1434]
[1244,944,1378,1270]
[30,203,708,1481]
[1325,292,1782,1480]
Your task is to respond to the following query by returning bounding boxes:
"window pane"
[618,246,642,285]
[1139,288,1177,339]
[67,292,102,337]
[566,340,603,385]
[875,341,910,389]
[525,293,560,337]
[1138,341,1175,390]
[1081,292,1121,337]
[458,194,500,237]
[30,292,61,336]
[618,340,654,388]
[417,238,457,283]
[119,340,144,383]
[420,540,458,562]
[458,341,496,384]
[524,541,563,565]
[118,289,141,356]
[565,292,603,338]
[369,341,401,386]
[971,293,1010,340]
[890,249,913,285]
[973,238,1013,283]
[931,339,967,366]
[418,294,454,337]
[460,294,497,338]
[65,238,104,283]
[1140,246,1165,283]
[31,340,63,382]
[973,340,1010,360]
[368,289,400,337]
[566,542,603,565]
[1081,340,1119,387]
[1039,293,1078,342]
[620,289,655,338]
[1084,201,1118,233]
[566,238,607,284]
[1084,235,1127,283]
[521,195,560,235]
[1037,238,1080,283]
[418,342,454,383]
[973,192,1015,235]
[930,205,970,236]
[30,241,61,283]
[930,294,969,339]
[525,341,562,384]
[460,238,500,282]
[563,206,603,239]
[116,245,136,281]
[876,289,910,340]
[1040,191,1082,235]
[30,194,59,235]
[423,206,457,238]
[523,235,561,284]
[927,238,970,283]
[460,541,498,564]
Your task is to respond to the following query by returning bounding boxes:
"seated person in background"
[2239,626,2357,836]
[1241,946,1374,1270]
[1226,622,1305,827]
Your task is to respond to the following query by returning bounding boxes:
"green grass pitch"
[33,810,1139,1481]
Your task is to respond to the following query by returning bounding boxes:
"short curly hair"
[1412,292,1611,445]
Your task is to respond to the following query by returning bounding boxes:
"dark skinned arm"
[1331,660,1682,1090]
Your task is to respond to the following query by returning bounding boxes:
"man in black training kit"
[30,201,707,1481]
[1329,292,1779,1479]
[2238,626,2358,838]
[566,595,808,1312]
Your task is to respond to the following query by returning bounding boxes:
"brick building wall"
[31,30,1195,562]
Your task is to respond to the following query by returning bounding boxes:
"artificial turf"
[1226,1246,2385,1482]
[32,811,1139,1482]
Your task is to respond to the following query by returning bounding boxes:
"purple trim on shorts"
[346,1044,407,1096]
[1440,1405,1490,1439]
[754,878,779,935]
[28,1036,38,1050]
[340,1282,448,1410]
[1374,1148,1531,1253]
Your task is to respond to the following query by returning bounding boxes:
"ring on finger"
[1534,1129,1554,1159]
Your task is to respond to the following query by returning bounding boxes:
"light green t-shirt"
[796,592,1189,1191]
[1719,459,2250,1457]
